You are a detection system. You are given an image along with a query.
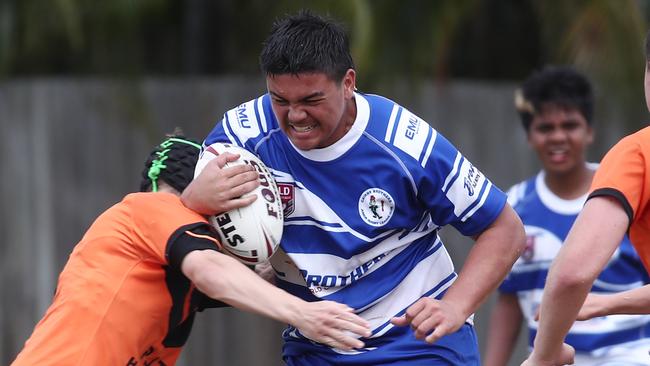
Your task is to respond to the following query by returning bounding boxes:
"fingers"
[390,315,409,326]
[305,303,371,350]
[334,313,372,338]
[390,298,465,345]
[214,152,241,168]
[424,322,451,344]
[318,334,364,351]
[218,195,258,212]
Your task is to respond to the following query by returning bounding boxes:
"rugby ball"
[194,142,283,265]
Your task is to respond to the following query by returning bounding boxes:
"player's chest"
[271,162,419,231]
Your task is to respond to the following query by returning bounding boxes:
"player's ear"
[342,69,356,99]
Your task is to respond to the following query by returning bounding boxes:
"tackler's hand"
[294,301,371,351]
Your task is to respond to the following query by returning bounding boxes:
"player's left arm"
[578,285,650,319]
[391,203,525,343]
[181,249,371,350]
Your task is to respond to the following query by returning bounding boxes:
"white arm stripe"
[256,96,268,133]
[223,114,237,146]
[393,110,428,161]
[461,181,492,222]
[442,153,462,192]
[446,159,486,217]
[384,104,399,143]
[420,128,437,168]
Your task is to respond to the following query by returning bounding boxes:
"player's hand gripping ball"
[195,142,283,264]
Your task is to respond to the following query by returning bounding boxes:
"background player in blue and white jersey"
[484,66,650,366]
[182,10,525,365]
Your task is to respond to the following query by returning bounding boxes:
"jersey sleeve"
[166,223,222,271]
[588,133,650,224]
[417,130,507,236]
[203,95,272,148]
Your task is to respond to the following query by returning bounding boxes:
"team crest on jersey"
[358,188,395,227]
[522,235,535,262]
[277,183,295,216]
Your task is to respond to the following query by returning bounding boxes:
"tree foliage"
[0,0,646,92]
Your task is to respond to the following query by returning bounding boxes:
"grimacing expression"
[267,70,356,151]
[527,105,594,176]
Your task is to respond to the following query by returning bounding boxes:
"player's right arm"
[484,293,523,366]
[181,151,259,215]
[181,249,371,350]
[578,285,650,319]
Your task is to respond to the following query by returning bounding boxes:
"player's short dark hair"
[515,66,594,131]
[259,10,354,82]
[139,130,201,193]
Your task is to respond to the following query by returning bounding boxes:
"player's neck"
[543,163,594,200]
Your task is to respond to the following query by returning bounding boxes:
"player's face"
[527,105,593,176]
[266,70,356,150]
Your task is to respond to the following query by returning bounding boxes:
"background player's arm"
[523,196,628,365]
[181,249,371,350]
[392,204,525,343]
[484,292,523,366]
[577,286,650,319]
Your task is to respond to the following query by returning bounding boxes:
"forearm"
[532,271,592,358]
[595,286,650,315]
[484,293,523,366]
[183,250,304,325]
[444,205,525,317]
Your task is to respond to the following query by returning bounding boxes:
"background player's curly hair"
[259,10,354,82]
[139,129,201,193]
[514,66,594,132]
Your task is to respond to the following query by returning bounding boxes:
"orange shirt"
[589,126,650,272]
[12,192,221,366]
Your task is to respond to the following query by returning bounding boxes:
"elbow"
[503,205,527,260]
[191,267,228,300]
[548,267,594,293]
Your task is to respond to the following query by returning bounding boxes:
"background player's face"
[266,70,356,150]
[527,104,593,176]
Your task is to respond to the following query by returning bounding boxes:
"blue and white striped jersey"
[202,92,506,363]
[501,168,650,354]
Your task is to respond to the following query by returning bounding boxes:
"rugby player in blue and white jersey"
[182,10,525,365]
[484,66,650,366]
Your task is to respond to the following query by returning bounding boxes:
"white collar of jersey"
[288,92,369,162]
[535,162,598,215]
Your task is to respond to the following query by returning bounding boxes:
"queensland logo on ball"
[358,188,395,226]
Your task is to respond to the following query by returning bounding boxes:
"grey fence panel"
[0,78,635,365]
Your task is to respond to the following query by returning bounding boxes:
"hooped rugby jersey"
[501,168,650,353]
[12,192,224,366]
[202,92,507,361]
